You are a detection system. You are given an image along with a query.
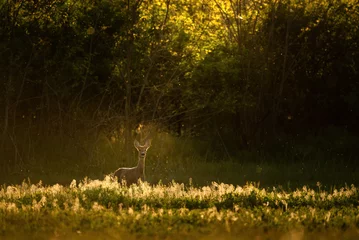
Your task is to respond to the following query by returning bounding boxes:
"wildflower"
[32,199,41,212]
[128,207,134,215]
[52,199,59,209]
[50,184,63,195]
[72,197,81,212]
[293,190,301,198]
[92,202,104,212]
[7,202,18,213]
[70,180,77,189]
[39,196,47,206]
[325,211,331,222]
[168,209,173,216]
[6,186,20,199]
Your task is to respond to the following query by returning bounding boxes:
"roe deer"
[113,139,151,185]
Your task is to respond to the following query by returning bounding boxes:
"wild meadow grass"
[1,130,358,238]
[1,176,359,239]
[1,129,358,189]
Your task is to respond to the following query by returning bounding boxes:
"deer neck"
[137,154,146,174]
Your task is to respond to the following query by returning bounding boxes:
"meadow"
[1,176,359,239]
[1,0,358,237]
[1,131,358,239]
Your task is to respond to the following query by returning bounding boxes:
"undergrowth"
[1,177,359,239]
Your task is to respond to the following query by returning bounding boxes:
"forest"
[1,0,359,185]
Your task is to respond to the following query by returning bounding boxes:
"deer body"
[113,139,151,185]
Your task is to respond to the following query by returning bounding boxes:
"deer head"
[134,139,151,157]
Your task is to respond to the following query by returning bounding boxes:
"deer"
[113,139,151,186]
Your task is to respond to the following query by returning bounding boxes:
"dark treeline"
[0,0,358,178]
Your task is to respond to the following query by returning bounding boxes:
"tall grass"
[0,127,358,189]
[1,178,359,239]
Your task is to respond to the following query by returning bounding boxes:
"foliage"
[0,0,358,178]
[1,179,359,238]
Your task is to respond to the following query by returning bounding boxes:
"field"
[1,176,359,240]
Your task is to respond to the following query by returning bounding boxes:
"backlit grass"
[1,177,359,239]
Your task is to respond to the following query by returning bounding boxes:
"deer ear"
[134,140,140,148]
[144,139,152,148]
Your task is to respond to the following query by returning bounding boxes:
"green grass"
[2,157,358,190]
[1,129,358,189]
[1,128,358,188]
[1,129,359,238]
[1,178,359,239]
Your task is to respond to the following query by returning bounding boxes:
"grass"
[1,126,358,184]
[1,156,358,190]
[1,128,359,239]
[1,127,358,188]
[1,178,359,239]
